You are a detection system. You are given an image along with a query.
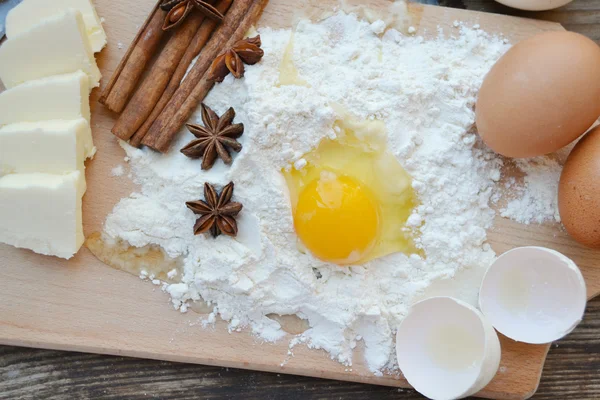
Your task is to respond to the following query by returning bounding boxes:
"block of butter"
[0,171,85,259]
[0,72,90,126]
[0,119,95,175]
[6,0,107,53]
[0,9,101,89]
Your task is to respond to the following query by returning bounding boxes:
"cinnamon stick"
[99,2,167,113]
[112,12,206,141]
[143,0,269,152]
[130,0,235,147]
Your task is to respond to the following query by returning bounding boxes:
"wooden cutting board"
[1,1,599,399]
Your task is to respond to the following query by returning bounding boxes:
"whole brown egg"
[476,31,600,158]
[558,126,600,248]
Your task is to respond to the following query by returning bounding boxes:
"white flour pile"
[103,13,556,373]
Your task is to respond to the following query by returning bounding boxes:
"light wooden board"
[1,1,599,399]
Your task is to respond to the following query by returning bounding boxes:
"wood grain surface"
[1,298,599,399]
[1,0,600,399]
[445,0,600,43]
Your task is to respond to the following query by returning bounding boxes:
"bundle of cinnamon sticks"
[100,0,269,153]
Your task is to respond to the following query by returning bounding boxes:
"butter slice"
[0,9,100,88]
[0,72,90,126]
[6,0,107,53]
[0,119,95,175]
[0,171,85,259]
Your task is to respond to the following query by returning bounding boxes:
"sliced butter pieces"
[0,9,101,89]
[0,1,105,259]
[0,119,95,175]
[0,72,91,126]
[0,172,85,260]
[6,0,107,53]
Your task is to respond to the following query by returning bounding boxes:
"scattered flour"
[500,157,562,224]
[102,13,556,373]
[111,164,125,177]
[370,20,386,35]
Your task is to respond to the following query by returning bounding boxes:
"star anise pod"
[160,0,184,11]
[162,0,223,31]
[181,104,244,170]
[208,36,264,82]
[186,182,243,237]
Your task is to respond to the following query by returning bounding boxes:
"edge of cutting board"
[1,1,599,399]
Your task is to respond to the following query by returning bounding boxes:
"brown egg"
[558,126,600,248]
[476,31,600,158]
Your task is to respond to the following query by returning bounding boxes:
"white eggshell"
[396,297,501,400]
[494,0,572,11]
[479,247,587,344]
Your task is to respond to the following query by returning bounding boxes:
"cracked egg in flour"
[283,109,419,265]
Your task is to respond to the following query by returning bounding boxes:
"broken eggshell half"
[396,297,501,400]
[479,246,587,344]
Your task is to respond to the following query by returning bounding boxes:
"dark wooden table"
[2,1,600,399]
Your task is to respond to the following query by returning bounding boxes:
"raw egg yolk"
[294,173,380,265]
[283,106,420,265]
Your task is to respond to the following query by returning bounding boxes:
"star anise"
[181,104,244,170]
[186,182,243,237]
[208,36,264,82]
[161,0,224,31]
[160,0,184,10]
